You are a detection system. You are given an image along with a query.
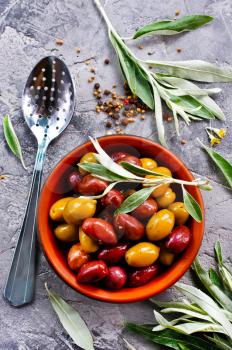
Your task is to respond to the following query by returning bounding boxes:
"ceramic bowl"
[38,135,204,303]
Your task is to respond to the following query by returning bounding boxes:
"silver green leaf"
[146,60,232,82]
[3,115,27,170]
[182,187,203,222]
[45,284,95,350]
[109,32,154,109]
[192,258,232,312]
[158,76,225,120]
[78,163,125,181]
[115,186,156,215]
[175,282,232,339]
[120,161,166,177]
[199,140,232,188]
[133,15,213,39]
[215,241,232,292]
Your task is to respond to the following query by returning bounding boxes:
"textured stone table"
[0,0,232,349]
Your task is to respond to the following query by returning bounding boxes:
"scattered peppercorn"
[92,79,150,133]
[56,38,64,45]
[94,83,100,90]
[175,9,181,16]
[176,48,182,53]
[106,120,112,128]
[104,89,111,96]
[76,48,81,53]
[104,58,110,64]
[138,45,144,50]
[181,139,187,145]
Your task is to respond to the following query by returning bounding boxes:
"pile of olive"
[49,150,191,290]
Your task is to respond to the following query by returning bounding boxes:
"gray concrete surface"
[0,0,232,349]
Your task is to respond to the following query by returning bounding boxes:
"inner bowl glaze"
[37,135,204,303]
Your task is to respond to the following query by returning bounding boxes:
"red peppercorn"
[123,98,129,105]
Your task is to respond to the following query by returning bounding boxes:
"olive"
[54,223,78,242]
[79,152,97,175]
[119,155,142,167]
[125,242,160,267]
[77,260,109,283]
[145,167,172,198]
[98,243,129,265]
[159,250,175,266]
[146,209,175,241]
[128,264,159,287]
[101,189,124,208]
[111,152,128,163]
[98,206,114,224]
[165,225,191,253]
[113,213,145,240]
[63,198,97,225]
[168,202,189,225]
[104,266,127,290]
[49,197,73,221]
[68,172,82,193]
[82,218,118,245]
[68,243,90,270]
[140,158,157,171]
[156,188,176,209]
[79,227,99,253]
[78,174,108,195]
[131,198,158,220]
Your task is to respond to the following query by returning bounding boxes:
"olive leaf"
[120,161,166,177]
[45,284,95,350]
[78,163,125,181]
[133,15,213,39]
[126,324,219,350]
[192,258,232,312]
[146,60,232,83]
[182,187,203,222]
[175,282,232,338]
[115,186,156,215]
[3,115,27,170]
[209,267,225,291]
[215,242,232,293]
[158,76,225,120]
[198,140,232,188]
[109,32,154,109]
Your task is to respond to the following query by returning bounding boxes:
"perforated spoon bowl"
[4,56,75,307]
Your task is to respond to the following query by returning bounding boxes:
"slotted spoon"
[4,56,75,307]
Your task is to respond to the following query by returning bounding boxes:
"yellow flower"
[206,127,226,139]
[210,136,221,146]
[218,128,226,139]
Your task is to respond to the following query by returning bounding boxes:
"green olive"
[156,188,176,209]
[146,209,175,241]
[49,197,73,221]
[125,242,160,267]
[54,223,78,242]
[168,202,189,225]
[63,197,97,225]
[140,158,157,171]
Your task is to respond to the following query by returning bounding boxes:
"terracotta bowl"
[38,135,204,303]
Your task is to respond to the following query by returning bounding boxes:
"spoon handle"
[4,145,46,307]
